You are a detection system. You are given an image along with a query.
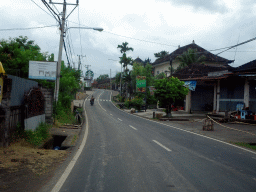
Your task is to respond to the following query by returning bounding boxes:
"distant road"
[58,89,256,192]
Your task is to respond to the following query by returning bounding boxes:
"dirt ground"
[0,139,69,192]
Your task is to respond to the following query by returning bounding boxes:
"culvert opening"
[52,135,68,150]
[42,135,69,150]
[248,143,256,146]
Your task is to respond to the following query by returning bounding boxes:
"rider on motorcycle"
[90,95,95,105]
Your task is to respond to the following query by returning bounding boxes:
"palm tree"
[154,50,169,59]
[176,48,206,69]
[119,53,133,70]
[117,42,134,53]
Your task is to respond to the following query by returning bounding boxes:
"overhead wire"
[31,0,56,19]
[65,23,74,65]
[0,25,58,31]
[77,6,83,56]
[41,0,60,24]
[67,21,78,66]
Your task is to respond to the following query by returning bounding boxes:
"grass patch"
[232,142,256,151]
[71,134,78,145]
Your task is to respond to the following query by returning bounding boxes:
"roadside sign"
[29,61,57,80]
[136,76,146,92]
[149,86,156,96]
[184,81,197,91]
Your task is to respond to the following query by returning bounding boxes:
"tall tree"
[176,48,206,69]
[117,42,134,71]
[154,50,169,59]
[0,36,53,78]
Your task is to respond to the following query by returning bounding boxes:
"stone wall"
[41,88,54,124]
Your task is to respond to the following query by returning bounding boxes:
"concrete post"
[185,90,191,113]
[213,82,217,111]
[216,80,220,112]
[244,78,249,108]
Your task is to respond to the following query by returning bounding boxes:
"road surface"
[55,89,256,192]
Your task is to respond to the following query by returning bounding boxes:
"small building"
[152,40,234,76]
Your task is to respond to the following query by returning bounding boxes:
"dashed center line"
[110,114,113,116]
[118,118,122,121]
[153,140,172,152]
[129,125,137,130]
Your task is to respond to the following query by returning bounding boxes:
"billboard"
[29,61,57,80]
[136,76,146,92]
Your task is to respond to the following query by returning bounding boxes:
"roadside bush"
[130,96,144,111]
[124,99,132,108]
[116,94,125,102]
[24,123,51,147]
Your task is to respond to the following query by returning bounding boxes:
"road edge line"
[51,96,90,192]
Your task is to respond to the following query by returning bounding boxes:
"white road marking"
[51,98,90,192]
[129,125,138,130]
[153,140,172,152]
[110,96,256,156]
[110,114,113,116]
[118,118,122,121]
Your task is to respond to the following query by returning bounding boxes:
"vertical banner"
[149,86,156,96]
[0,62,6,104]
[136,76,146,92]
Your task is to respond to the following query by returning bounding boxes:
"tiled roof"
[152,43,234,66]
[233,59,256,72]
[173,63,233,80]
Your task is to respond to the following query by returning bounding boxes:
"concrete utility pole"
[110,69,111,90]
[77,55,86,71]
[50,0,79,103]
[54,2,66,103]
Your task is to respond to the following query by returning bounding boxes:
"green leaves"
[154,50,169,59]
[0,36,54,78]
[154,77,188,111]
[176,48,206,69]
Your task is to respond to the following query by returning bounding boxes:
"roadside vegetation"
[232,142,256,151]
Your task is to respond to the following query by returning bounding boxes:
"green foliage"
[117,42,134,70]
[116,94,125,102]
[24,123,51,147]
[0,36,54,78]
[176,48,206,69]
[96,74,109,82]
[130,96,144,111]
[155,72,166,79]
[154,50,169,59]
[154,77,188,115]
[233,142,256,151]
[124,97,144,110]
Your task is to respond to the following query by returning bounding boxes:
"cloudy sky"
[1,0,256,78]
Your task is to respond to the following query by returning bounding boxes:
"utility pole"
[110,69,111,90]
[49,0,78,103]
[54,2,66,103]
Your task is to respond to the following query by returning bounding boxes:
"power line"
[63,38,71,67]
[78,6,83,56]
[41,0,60,24]
[68,20,178,47]
[0,25,58,31]
[31,0,56,19]
[67,21,78,64]
[216,36,256,55]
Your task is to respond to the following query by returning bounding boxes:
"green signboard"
[136,76,146,92]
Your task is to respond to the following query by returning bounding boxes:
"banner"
[184,81,197,91]
[149,86,156,96]
[136,76,146,92]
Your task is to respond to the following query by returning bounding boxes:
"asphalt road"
[58,89,256,192]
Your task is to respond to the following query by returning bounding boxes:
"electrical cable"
[31,0,56,19]
[63,38,71,67]
[78,6,83,56]
[67,21,78,64]
[0,25,58,31]
[41,0,60,24]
